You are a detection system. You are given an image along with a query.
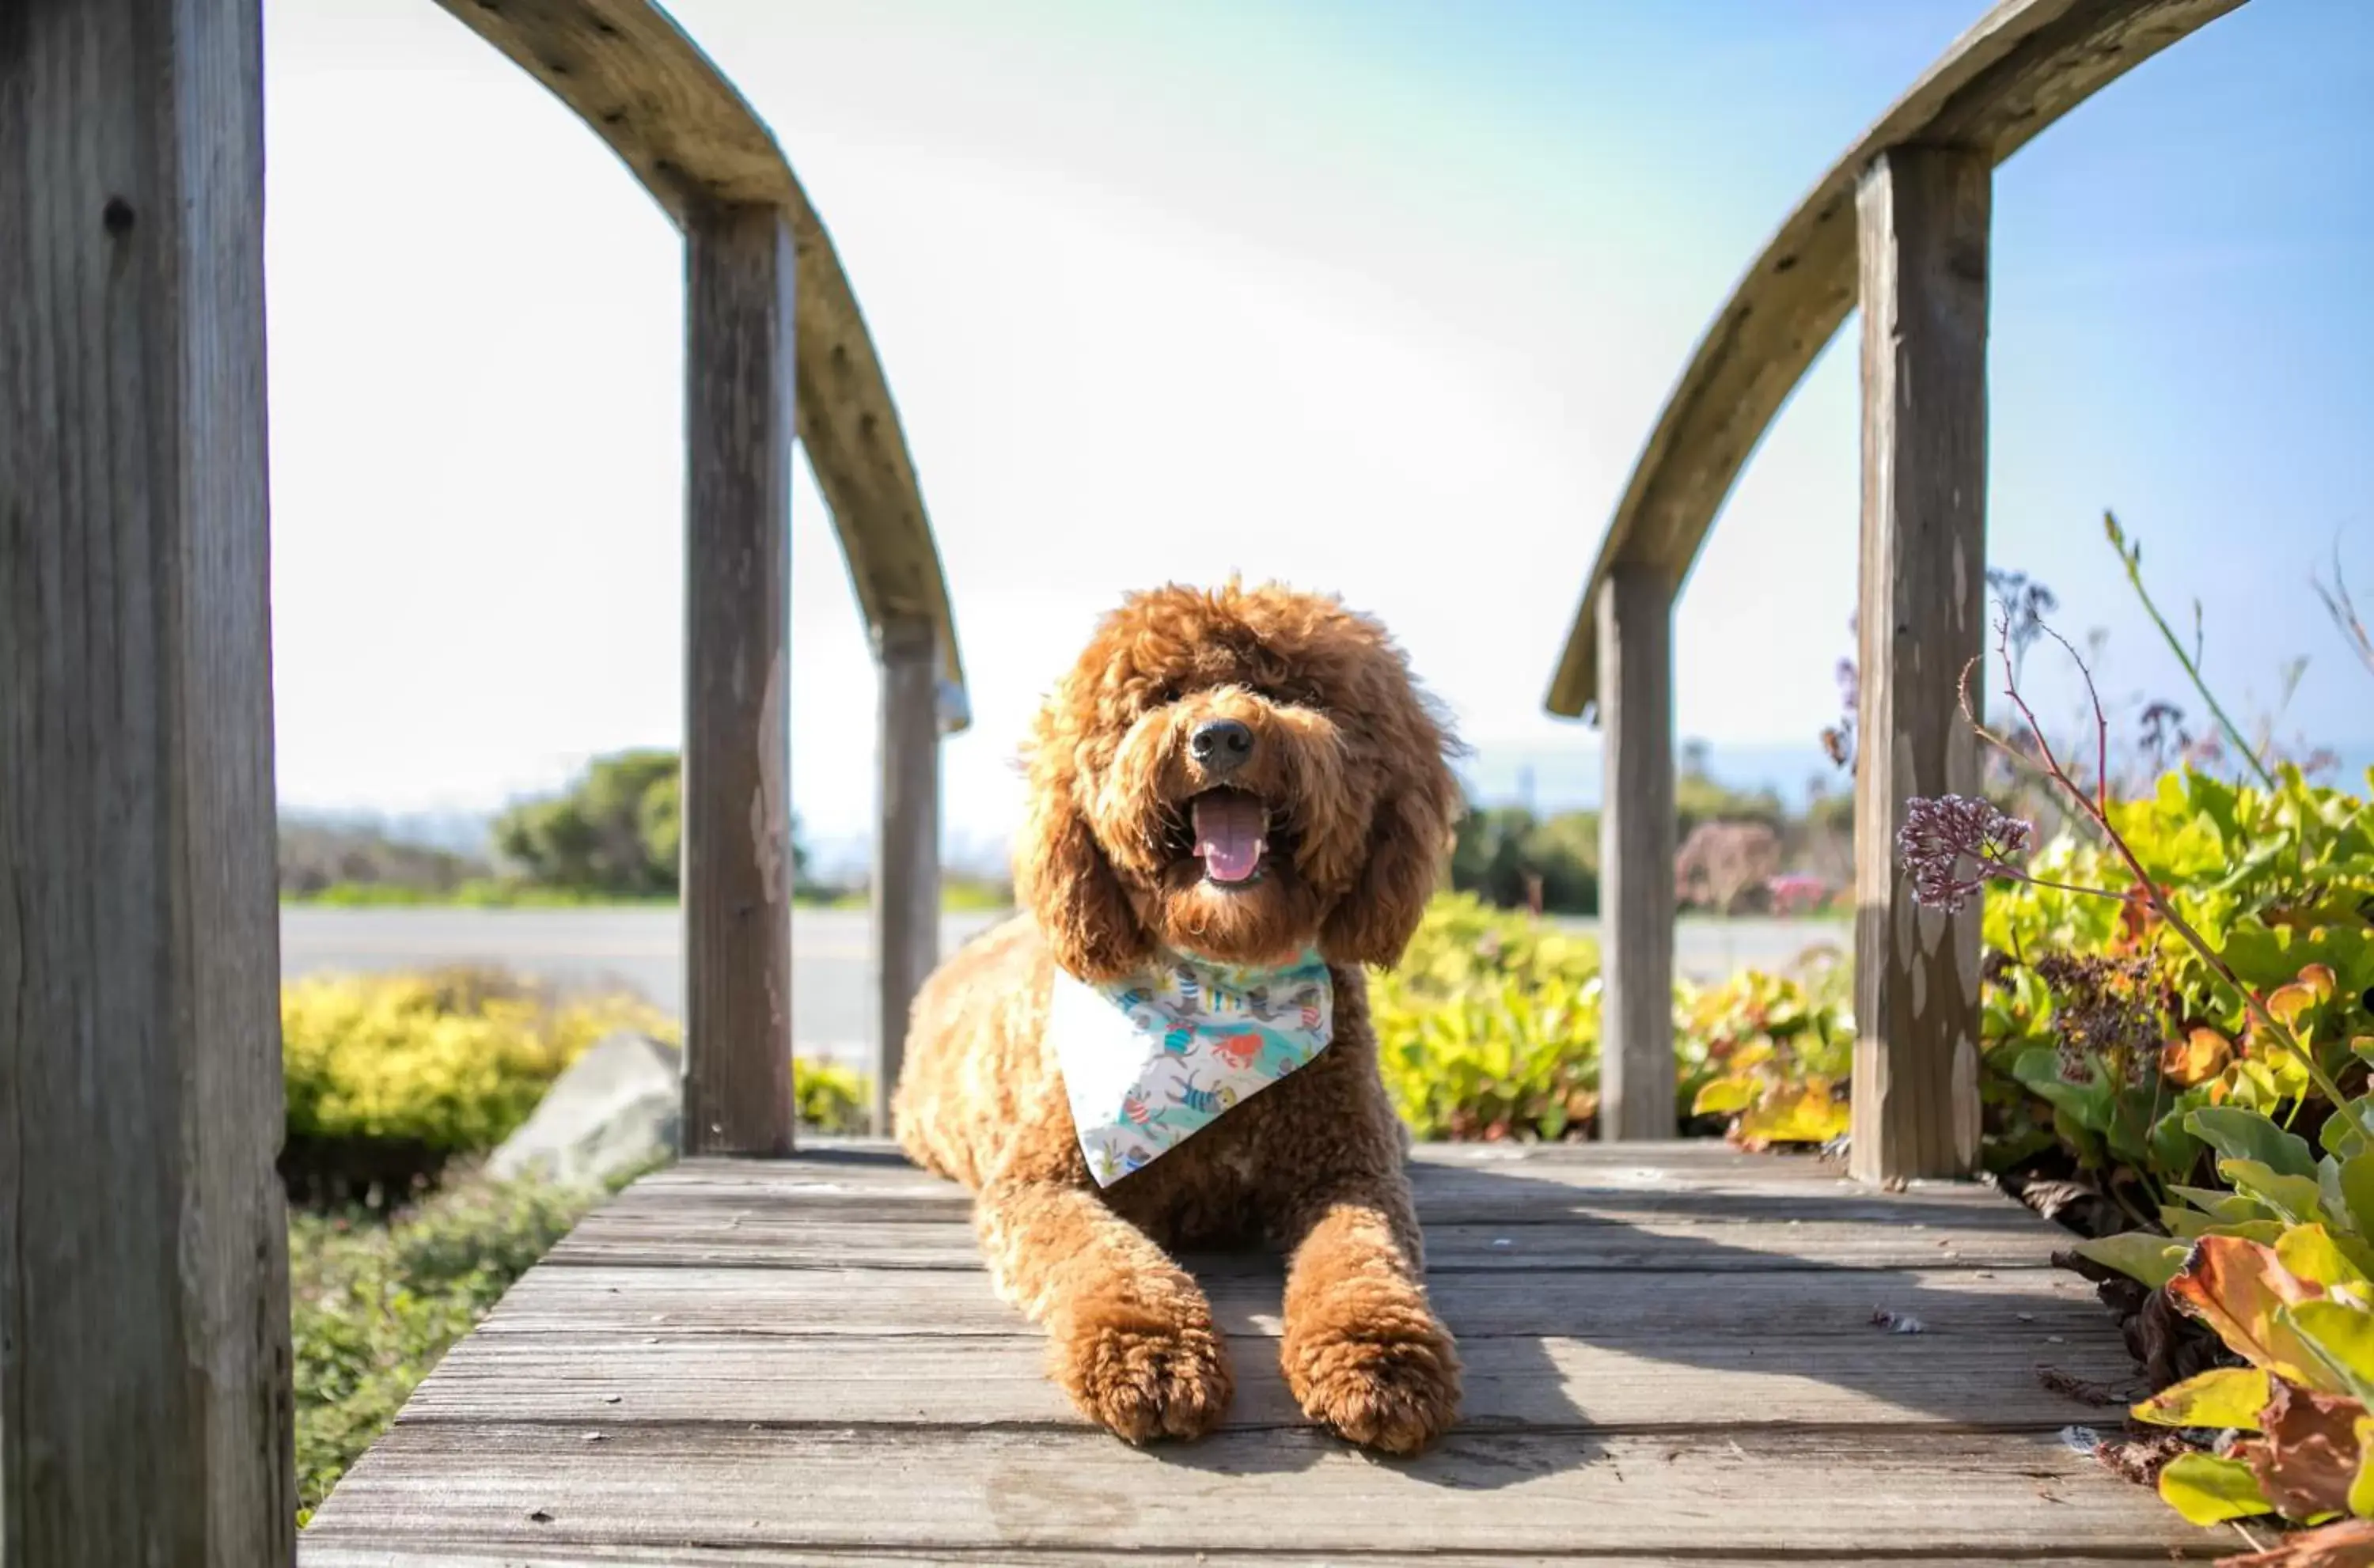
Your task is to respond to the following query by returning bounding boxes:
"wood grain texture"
[299,1147,2197,1560]
[0,0,296,1560]
[1595,565,1678,1140]
[870,618,940,1134]
[1849,147,1991,1184]
[398,1324,2133,1433]
[305,1423,2212,1558]
[683,205,797,1157]
[475,1263,2113,1341]
[301,1547,2222,1556]
[1544,0,2248,718]
[427,0,969,722]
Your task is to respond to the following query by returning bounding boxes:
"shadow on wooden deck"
[300,1142,2217,1563]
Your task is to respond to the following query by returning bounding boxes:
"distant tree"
[1673,744,1784,839]
[1448,804,1598,915]
[494,748,810,897]
[1674,820,1783,915]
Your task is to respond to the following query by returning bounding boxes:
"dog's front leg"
[977,1178,1234,1442]
[1276,1170,1462,1456]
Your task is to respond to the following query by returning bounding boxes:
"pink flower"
[1897,795,2035,914]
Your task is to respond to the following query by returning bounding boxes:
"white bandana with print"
[1049,946,1334,1187]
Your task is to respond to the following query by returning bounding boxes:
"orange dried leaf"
[2216,1515,2374,1567]
[2167,1235,2330,1388]
[2243,1381,2372,1523]
[2271,983,2320,1029]
[2164,1027,2236,1089]
[2301,964,2340,1002]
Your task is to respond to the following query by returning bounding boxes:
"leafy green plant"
[2110,1230,2374,1555]
[283,966,870,1152]
[1897,559,2374,1554]
[1373,894,1603,1140]
[797,1058,870,1134]
[281,968,673,1153]
[1373,892,1849,1146]
[1682,956,1855,1149]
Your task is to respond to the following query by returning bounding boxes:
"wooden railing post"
[1596,563,1677,1141]
[872,618,942,1134]
[1,0,296,1558]
[683,203,797,1157]
[1849,145,1990,1184]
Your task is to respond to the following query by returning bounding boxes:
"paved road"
[279,907,1849,1067]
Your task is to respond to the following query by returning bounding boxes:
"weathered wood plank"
[0,0,295,1560]
[682,204,798,1157]
[303,1424,2212,1557]
[674,1138,1890,1180]
[302,1549,2199,1568]
[546,1210,2073,1272]
[397,1320,2134,1432]
[475,1263,2115,1342]
[871,616,940,1134]
[1849,145,1991,1185]
[616,1168,2049,1227]
[1595,564,1678,1142]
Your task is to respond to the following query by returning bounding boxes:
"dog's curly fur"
[893,581,1466,1454]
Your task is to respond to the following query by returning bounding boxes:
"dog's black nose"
[1189,718,1254,776]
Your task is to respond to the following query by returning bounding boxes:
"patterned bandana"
[1049,947,1334,1187]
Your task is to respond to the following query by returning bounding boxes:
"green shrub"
[280,968,673,1153]
[1977,766,2374,1190]
[797,1058,870,1134]
[1371,894,1601,1139]
[1372,892,1848,1146]
[283,967,872,1151]
[1680,958,1855,1148]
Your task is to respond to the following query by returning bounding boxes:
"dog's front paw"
[1054,1306,1234,1443]
[1284,1306,1461,1456]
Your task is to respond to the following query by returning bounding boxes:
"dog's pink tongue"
[1192,793,1266,884]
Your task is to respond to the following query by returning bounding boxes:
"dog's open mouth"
[1189,789,1269,886]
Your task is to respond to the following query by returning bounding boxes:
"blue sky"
[262,0,2373,861]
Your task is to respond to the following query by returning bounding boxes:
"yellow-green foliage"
[280,968,673,1150]
[1374,894,1603,1140]
[1680,959,1855,1148]
[1979,766,2373,1180]
[281,967,871,1151]
[797,1059,870,1134]
[1375,892,1853,1145]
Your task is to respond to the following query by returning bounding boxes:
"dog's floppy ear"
[1014,736,1151,983]
[1319,719,1463,971]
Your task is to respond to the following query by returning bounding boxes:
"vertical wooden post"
[1595,563,1677,1141]
[0,0,295,1559]
[1849,145,1989,1184]
[872,618,942,1134]
[683,204,797,1157]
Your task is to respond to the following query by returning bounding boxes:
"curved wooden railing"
[1542,0,2245,1177]
[436,0,969,721]
[436,0,965,1142]
[2,4,956,1555]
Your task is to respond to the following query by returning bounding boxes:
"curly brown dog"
[892,580,1465,1455]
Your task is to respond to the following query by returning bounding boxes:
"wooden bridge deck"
[300,1142,2216,1564]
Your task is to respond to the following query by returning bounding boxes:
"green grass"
[283,880,677,910]
[290,1168,628,1522]
[286,880,1015,915]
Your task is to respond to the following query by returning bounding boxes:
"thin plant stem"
[1965,623,2372,1139]
[2105,510,2278,790]
[2313,541,2374,684]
